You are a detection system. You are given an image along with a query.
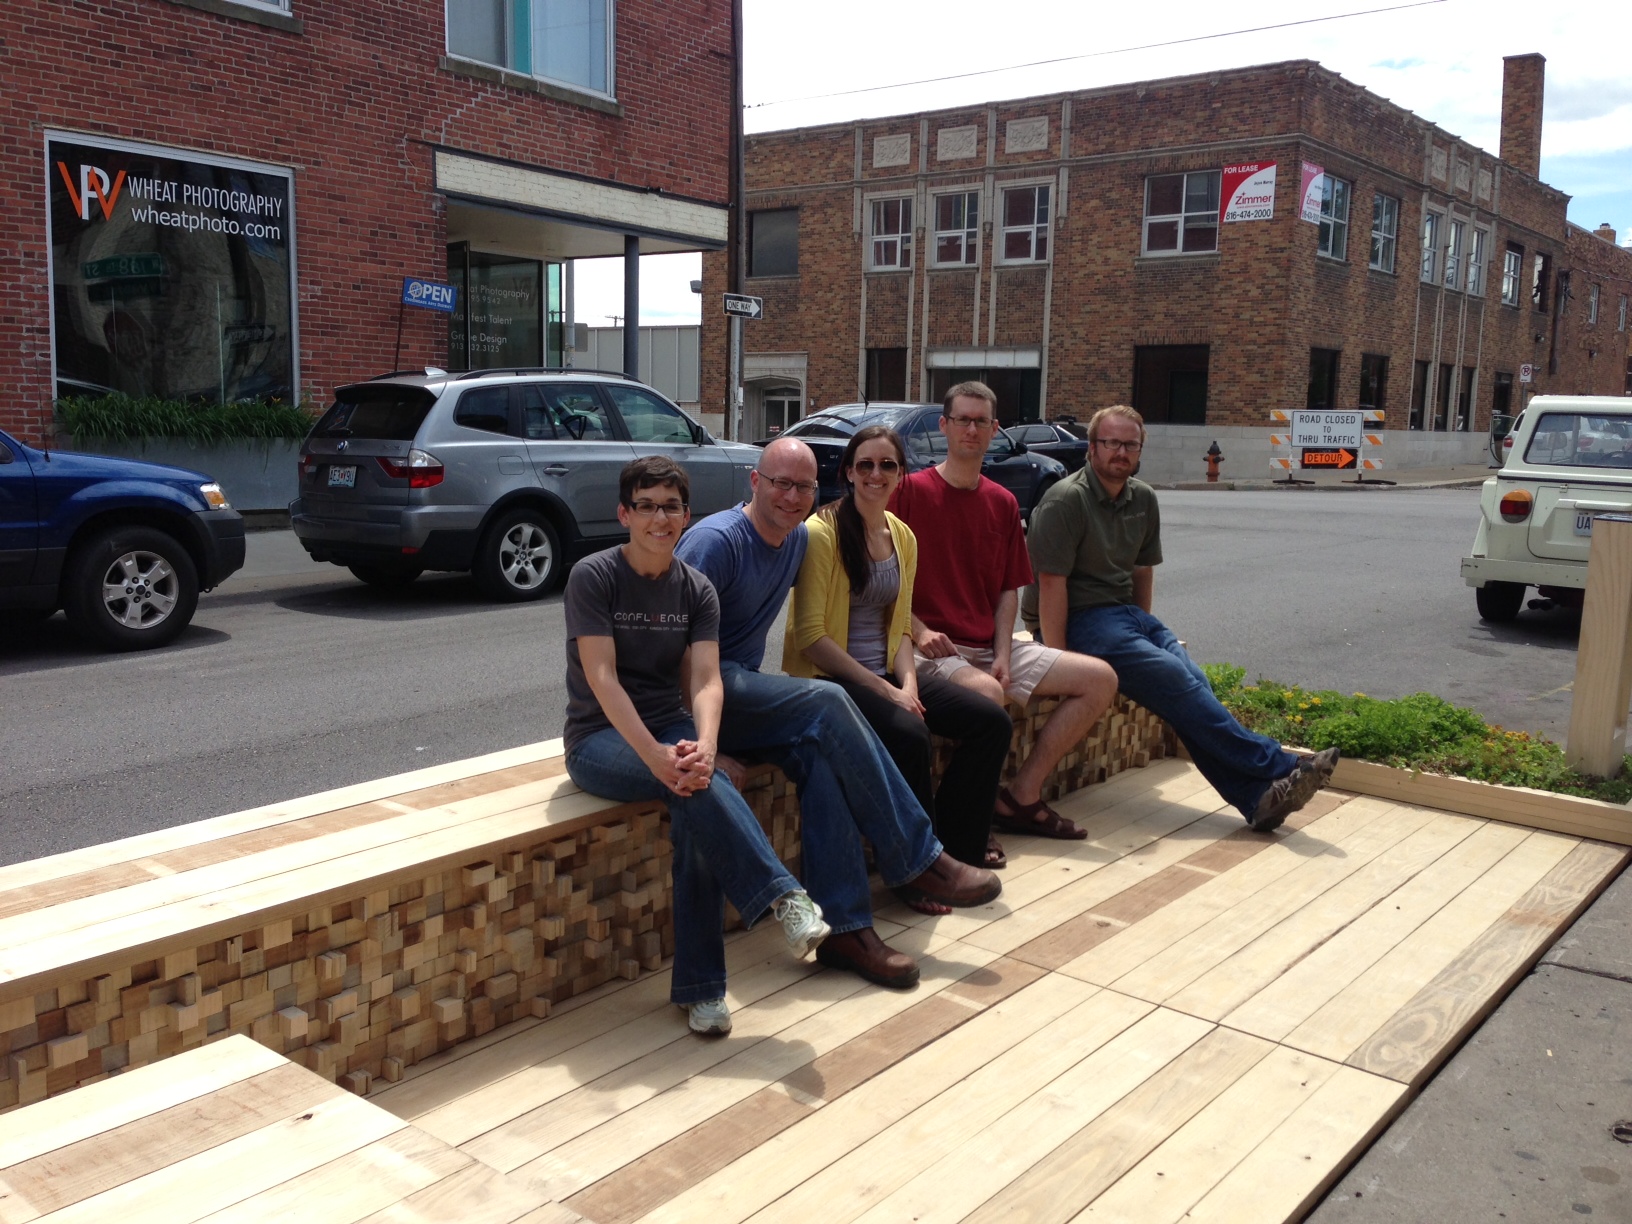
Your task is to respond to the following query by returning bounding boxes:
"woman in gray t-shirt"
[563,457,828,1036]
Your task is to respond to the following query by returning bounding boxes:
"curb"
[1159,476,1494,492]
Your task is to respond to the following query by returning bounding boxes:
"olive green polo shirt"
[1022,466,1163,619]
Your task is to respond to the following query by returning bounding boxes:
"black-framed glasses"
[943,413,994,431]
[754,470,819,497]
[1092,438,1143,454]
[851,458,901,475]
[626,499,689,517]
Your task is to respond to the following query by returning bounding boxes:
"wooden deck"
[356,758,1628,1224]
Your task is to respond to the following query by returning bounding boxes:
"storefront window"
[47,135,295,404]
[447,246,544,370]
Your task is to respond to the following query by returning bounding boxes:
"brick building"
[0,0,735,445]
[704,54,1632,480]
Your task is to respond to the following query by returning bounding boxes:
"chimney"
[1500,53,1545,178]
[1596,223,1618,245]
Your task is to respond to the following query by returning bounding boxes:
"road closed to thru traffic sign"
[1291,410,1362,448]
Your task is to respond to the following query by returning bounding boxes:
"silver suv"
[290,368,759,599]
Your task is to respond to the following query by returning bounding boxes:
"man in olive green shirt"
[1024,405,1337,832]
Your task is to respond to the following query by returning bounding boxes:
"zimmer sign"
[1221,163,1277,222]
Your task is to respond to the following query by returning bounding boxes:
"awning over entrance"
[435,148,728,257]
[433,148,728,380]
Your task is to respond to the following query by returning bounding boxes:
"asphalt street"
[0,485,1585,865]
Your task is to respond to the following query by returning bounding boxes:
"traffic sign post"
[723,294,763,439]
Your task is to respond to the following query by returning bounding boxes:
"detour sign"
[1301,447,1357,469]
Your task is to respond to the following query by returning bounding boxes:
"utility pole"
[726,0,745,439]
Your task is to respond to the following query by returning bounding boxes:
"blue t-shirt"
[674,504,808,670]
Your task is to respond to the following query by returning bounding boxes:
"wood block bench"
[0,1033,576,1221]
[0,696,1174,1114]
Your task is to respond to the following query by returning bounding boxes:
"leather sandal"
[992,786,1088,840]
[984,833,1008,870]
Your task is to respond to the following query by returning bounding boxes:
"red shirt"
[890,466,1033,648]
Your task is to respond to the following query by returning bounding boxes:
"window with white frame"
[1421,211,1441,282]
[1443,218,1464,289]
[932,191,979,266]
[869,197,913,270]
[1501,243,1523,306]
[447,0,613,97]
[1000,184,1051,262]
[1589,283,1600,324]
[1370,193,1398,272]
[1143,171,1220,255]
[1466,227,1488,296]
[1318,175,1351,260]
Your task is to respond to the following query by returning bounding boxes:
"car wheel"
[1475,581,1525,623]
[473,507,563,601]
[348,563,424,588]
[63,525,199,650]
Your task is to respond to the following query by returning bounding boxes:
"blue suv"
[0,428,245,650]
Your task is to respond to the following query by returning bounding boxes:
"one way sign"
[723,293,764,320]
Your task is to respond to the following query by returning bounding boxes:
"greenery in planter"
[56,394,315,446]
[1202,662,1632,804]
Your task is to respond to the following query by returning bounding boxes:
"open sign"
[402,277,458,313]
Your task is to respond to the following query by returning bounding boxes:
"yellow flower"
[1353,692,1368,699]
[1298,703,1310,710]
[1310,697,1322,705]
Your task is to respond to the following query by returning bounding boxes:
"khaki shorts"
[914,639,1063,705]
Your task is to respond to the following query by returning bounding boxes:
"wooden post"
[1567,514,1632,777]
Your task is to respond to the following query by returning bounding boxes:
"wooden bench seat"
[0,695,1174,1113]
[0,1033,577,1222]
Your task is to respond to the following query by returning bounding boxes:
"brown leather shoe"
[895,851,1002,909]
[815,927,920,989]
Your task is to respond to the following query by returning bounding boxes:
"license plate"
[1575,512,1595,536]
[327,465,357,488]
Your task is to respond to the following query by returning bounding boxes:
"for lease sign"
[1299,162,1325,224]
[1221,163,1276,223]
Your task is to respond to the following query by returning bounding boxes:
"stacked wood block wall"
[1,697,1171,1111]
[934,693,1177,801]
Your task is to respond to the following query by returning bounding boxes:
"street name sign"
[723,293,764,320]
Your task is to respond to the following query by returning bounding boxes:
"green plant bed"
[1203,662,1632,804]
[57,394,314,445]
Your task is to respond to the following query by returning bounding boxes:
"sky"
[573,0,1631,328]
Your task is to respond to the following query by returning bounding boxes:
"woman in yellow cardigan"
[783,426,1014,894]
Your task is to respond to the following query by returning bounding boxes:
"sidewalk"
[1163,462,1498,492]
[1309,862,1632,1220]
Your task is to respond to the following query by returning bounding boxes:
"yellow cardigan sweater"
[781,510,917,680]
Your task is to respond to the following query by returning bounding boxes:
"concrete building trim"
[926,348,1041,369]
[160,0,302,33]
[433,150,728,248]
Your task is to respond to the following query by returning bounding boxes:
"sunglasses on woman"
[851,458,901,475]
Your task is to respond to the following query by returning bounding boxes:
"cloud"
[1370,57,1425,71]
[1546,79,1632,123]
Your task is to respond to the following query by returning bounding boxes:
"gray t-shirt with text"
[562,546,720,754]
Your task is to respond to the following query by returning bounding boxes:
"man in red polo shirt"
[891,381,1118,860]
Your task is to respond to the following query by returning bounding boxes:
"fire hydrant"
[1204,440,1225,483]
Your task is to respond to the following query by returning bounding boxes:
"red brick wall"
[0,0,732,443]
[706,59,1625,440]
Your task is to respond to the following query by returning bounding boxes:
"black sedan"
[1008,421,1089,472]
[757,402,1068,520]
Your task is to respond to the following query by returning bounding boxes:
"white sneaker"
[686,998,731,1035]
[773,891,830,959]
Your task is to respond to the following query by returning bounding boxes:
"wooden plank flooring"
[366,761,1626,1224]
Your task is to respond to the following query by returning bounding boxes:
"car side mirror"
[1011,439,1028,454]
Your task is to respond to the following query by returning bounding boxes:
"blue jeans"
[717,662,943,935]
[565,720,800,1006]
[1066,605,1298,818]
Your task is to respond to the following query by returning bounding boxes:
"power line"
[746,0,1450,110]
